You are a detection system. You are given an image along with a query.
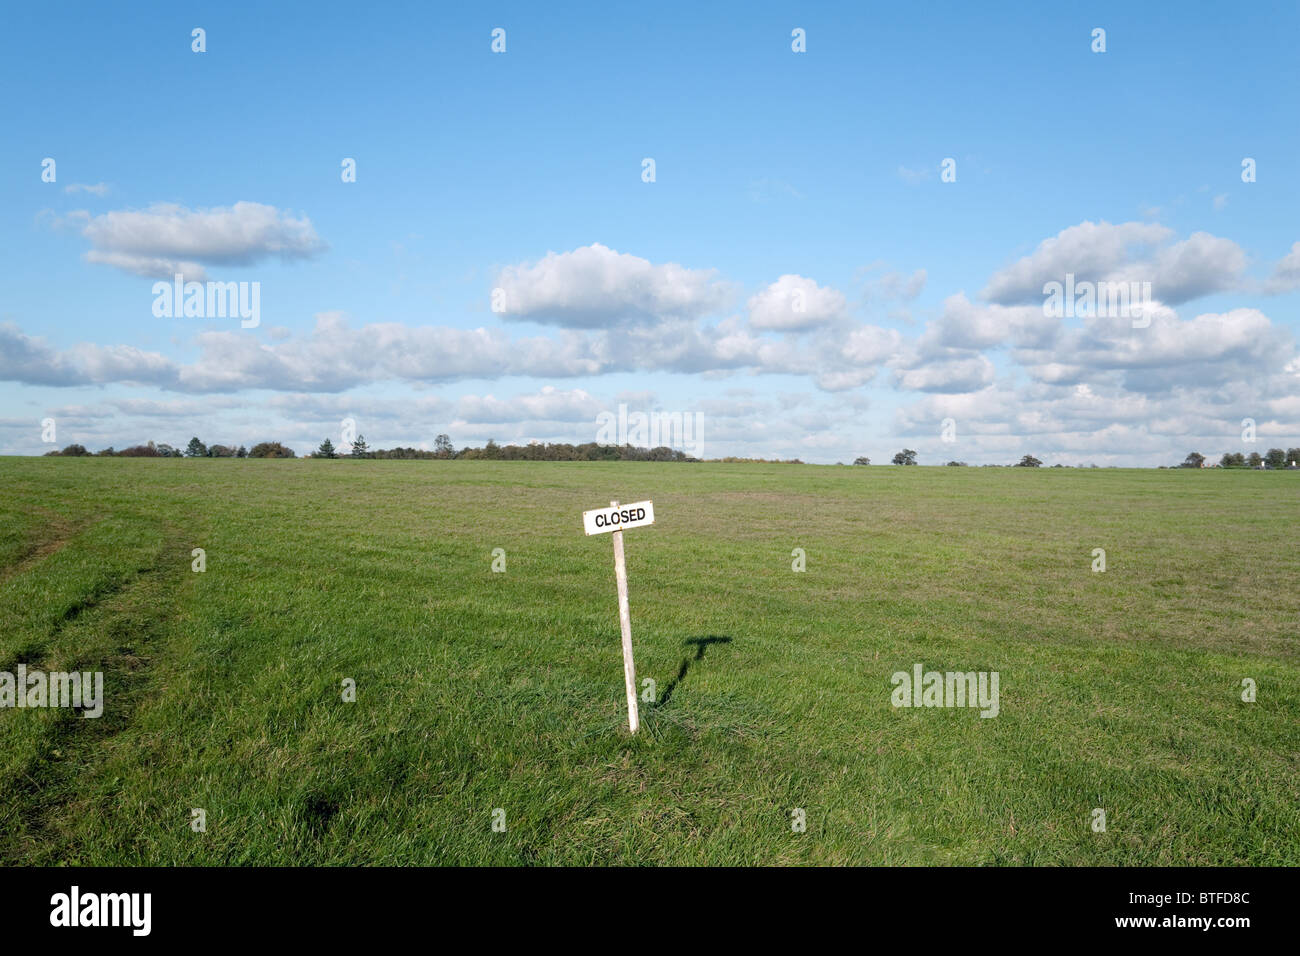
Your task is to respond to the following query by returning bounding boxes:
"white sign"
[582,500,655,536]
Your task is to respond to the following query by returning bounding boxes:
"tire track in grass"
[0,518,191,865]
[0,509,82,586]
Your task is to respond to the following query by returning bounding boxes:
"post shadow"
[656,635,732,708]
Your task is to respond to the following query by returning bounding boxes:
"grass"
[0,457,1296,865]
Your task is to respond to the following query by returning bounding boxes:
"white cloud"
[873,268,927,301]
[0,323,178,387]
[892,355,995,393]
[0,308,907,397]
[747,275,847,331]
[64,182,110,197]
[889,374,1300,468]
[840,324,903,365]
[1147,232,1247,302]
[454,387,603,424]
[1265,241,1300,293]
[1014,303,1293,392]
[493,243,731,328]
[76,201,326,279]
[919,293,1059,353]
[981,220,1246,306]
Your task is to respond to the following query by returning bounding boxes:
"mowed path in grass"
[0,458,1296,865]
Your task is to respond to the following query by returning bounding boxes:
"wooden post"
[610,499,639,734]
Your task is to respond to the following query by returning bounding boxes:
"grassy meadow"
[0,457,1296,865]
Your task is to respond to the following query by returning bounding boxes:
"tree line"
[1179,450,1300,469]
[44,438,1300,468]
[854,451,1044,467]
[45,439,295,458]
[313,434,697,461]
[44,434,699,462]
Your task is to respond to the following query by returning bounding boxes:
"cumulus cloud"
[982,220,1246,306]
[75,201,326,279]
[1265,241,1300,293]
[176,313,604,392]
[747,274,847,331]
[493,243,731,328]
[0,323,179,387]
[0,309,906,396]
[892,355,995,393]
[892,366,1300,468]
[454,387,604,424]
[840,324,903,365]
[1014,304,1292,392]
[872,268,927,301]
[919,293,1059,353]
[1147,232,1248,302]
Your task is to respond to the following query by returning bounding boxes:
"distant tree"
[185,437,207,458]
[119,444,160,457]
[95,447,116,456]
[207,444,237,457]
[351,435,369,458]
[1287,448,1300,469]
[236,445,248,459]
[946,460,967,466]
[315,438,338,459]
[483,439,501,460]
[434,434,454,458]
[1247,452,1263,468]
[1220,452,1245,468]
[1264,448,1286,470]
[56,443,90,457]
[1016,455,1043,468]
[891,449,918,466]
[1181,452,1205,469]
[248,441,296,459]
[155,443,180,458]
[853,456,870,465]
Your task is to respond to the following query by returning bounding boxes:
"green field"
[0,458,1296,865]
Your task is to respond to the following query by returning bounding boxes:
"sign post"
[582,499,655,734]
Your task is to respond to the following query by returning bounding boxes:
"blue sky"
[2,1,1298,463]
